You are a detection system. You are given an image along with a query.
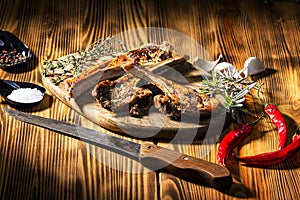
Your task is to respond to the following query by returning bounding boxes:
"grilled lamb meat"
[92,63,219,120]
[122,64,220,120]
[127,88,154,117]
[66,44,185,99]
[92,74,163,118]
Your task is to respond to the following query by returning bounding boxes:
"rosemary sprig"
[42,37,126,84]
[200,65,256,110]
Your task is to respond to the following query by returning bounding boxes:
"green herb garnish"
[42,37,126,84]
[199,63,257,110]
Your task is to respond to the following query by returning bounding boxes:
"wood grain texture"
[1,0,300,199]
[158,1,300,200]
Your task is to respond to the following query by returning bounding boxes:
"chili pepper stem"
[256,83,267,106]
[248,114,264,126]
[257,84,279,108]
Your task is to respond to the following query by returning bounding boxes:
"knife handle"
[139,143,232,189]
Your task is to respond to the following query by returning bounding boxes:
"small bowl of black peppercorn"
[0,30,32,69]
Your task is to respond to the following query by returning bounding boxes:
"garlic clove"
[214,62,236,72]
[193,54,222,72]
[214,62,242,79]
[244,57,266,75]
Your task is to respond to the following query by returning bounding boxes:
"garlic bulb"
[244,57,266,75]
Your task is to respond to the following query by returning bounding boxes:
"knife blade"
[3,108,232,189]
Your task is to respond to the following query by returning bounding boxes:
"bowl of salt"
[0,79,45,107]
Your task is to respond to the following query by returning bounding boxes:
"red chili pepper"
[217,123,253,166]
[257,84,287,150]
[217,116,263,166]
[233,128,300,166]
[264,104,287,150]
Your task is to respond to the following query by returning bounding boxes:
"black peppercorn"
[0,49,27,65]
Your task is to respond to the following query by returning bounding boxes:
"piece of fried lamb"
[66,44,185,99]
[123,64,220,120]
[92,74,164,118]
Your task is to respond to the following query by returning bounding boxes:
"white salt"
[7,88,44,103]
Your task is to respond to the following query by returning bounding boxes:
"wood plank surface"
[1,0,300,199]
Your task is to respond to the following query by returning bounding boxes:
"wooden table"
[1,0,300,199]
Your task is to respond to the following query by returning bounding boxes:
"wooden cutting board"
[42,53,231,140]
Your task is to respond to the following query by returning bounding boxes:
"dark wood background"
[1,0,300,199]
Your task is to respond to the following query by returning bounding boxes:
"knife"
[3,108,232,189]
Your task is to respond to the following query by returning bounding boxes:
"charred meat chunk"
[92,74,159,118]
[126,45,172,63]
[123,64,220,120]
[128,88,154,117]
